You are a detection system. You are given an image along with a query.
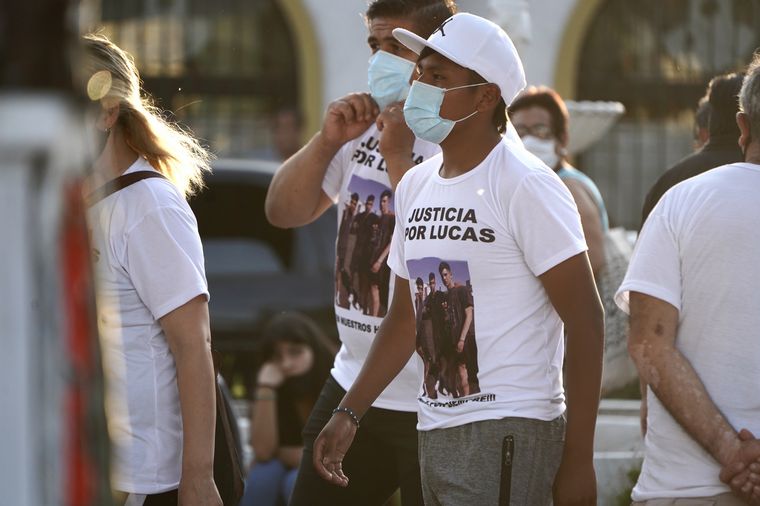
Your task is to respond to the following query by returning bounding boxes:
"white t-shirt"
[322,123,439,411]
[615,163,760,501]
[88,157,209,494]
[387,138,587,430]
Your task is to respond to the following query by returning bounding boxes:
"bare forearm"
[538,254,604,460]
[265,132,340,228]
[339,312,416,418]
[250,391,278,460]
[563,322,604,459]
[174,341,217,475]
[631,342,739,465]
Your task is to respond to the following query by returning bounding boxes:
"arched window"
[98,0,299,158]
[576,0,760,228]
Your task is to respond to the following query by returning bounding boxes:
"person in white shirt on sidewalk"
[617,53,760,505]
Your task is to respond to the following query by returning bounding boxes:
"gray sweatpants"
[418,416,565,506]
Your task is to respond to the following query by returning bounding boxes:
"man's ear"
[737,112,751,149]
[476,83,502,113]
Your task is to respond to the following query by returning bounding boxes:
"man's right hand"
[719,429,760,504]
[321,93,380,148]
[312,411,358,488]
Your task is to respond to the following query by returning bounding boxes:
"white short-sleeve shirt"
[388,138,587,430]
[88,157,209,494]
[616,163,760,500]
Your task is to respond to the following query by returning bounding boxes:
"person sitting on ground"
[241,312,336,506]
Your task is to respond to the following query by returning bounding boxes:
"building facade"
[85,0,760,228]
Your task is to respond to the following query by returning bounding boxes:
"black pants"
[116,489,178,506]
[289,375,423,506]
[143,490,178,505]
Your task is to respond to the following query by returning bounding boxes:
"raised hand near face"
[322,93,380,149]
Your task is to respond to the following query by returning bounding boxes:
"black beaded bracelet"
[332,406,361,428]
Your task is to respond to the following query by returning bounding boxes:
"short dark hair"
[694,95,711,136]
[366,0,458,39]
[707,72,744,137]
[428,272,435,281]
[438,261,451,275]
[418,46,507,134]
[380,189,392,200]
[416,277,424,286]
[350,192,360,201]
[508,86,570,142]
[366,194,375,202]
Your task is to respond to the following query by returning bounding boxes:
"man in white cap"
[313,13,603,505]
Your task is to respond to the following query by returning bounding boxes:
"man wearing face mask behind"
[265,2,456,505]
[314,13,603,505]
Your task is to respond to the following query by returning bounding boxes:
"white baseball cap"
[393,12,526,106]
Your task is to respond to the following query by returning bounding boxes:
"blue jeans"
[239,460,298,506]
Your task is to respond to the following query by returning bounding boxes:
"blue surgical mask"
[368,50,415,110]
[403,80,484,144]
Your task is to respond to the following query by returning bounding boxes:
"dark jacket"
[640,133,743,227]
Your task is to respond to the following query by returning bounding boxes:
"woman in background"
[509,86,608,277]
[241,312,336,506]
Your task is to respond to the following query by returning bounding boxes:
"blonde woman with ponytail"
[83,34,222,506]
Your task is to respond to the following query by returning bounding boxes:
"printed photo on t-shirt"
[406,257,480,400]
[335,174,395,317]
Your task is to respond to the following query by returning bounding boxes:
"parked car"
[190,158,337,398]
